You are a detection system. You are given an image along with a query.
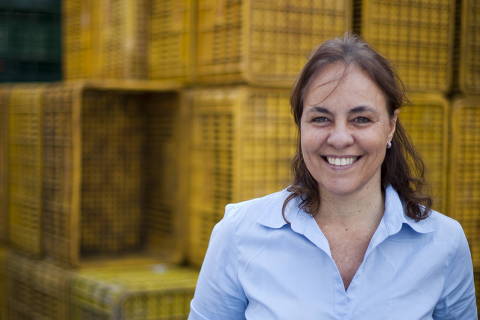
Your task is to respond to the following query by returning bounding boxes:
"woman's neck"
[315,184,385,232]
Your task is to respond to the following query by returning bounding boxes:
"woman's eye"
[312,116,330,123]
[352,116,371,124]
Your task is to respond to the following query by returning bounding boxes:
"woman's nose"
[326,123,354,149]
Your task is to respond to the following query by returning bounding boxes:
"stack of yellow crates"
[451,2,480,311]
[2,0,197,318]
[451,3,480,298]
[450,97,480,267]
[1,82,196,319]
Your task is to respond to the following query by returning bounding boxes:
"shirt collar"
[257,186,434,234]
[383,185,434,234]
[256,188,302,229]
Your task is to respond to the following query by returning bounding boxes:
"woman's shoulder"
[387,186,465,239]
[421,208,466,237]
[207,189,292,261]
[410,208,471,255]
[218,188,292,232]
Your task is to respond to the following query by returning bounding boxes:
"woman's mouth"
[321,156,361,167]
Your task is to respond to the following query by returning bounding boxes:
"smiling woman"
[189,34,478,320]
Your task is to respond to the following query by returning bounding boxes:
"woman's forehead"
[304,63,386,109]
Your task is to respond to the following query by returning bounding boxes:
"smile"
[322,156,361,167]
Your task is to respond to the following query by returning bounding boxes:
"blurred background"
[0,0,478,318]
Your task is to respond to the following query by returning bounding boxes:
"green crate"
[187,86,297,266]
[0,10,61,82]
[195,0,352,87]
[0,11,61,61]
[399,94,449,212]
[0,0,60,13]
[70,263,198,320]
[361,0,455,93]
[449,95,480,267]
[7,12,60,62]
[0,59,61,83]
[458,0,480,94]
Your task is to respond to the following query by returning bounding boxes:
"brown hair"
[283,33,432,221]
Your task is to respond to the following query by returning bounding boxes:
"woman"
[188,34,477,319]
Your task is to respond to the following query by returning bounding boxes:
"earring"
[387,141,392,149]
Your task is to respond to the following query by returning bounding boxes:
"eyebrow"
[307,105,377,114]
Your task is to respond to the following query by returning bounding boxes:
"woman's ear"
[388,109,399,141]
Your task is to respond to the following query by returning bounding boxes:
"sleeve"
[188,204,248,320]
[433,221,478,320]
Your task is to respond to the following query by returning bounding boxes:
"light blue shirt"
[189,186,478,319]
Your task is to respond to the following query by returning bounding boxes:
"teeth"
[327,157,357,166]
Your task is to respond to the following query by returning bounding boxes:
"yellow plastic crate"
[187,86,297,266]
[361,0,455,93]
[43,82,187,267]
[450,96,480,267]
[399,94,449,212]
[63,0,149,80]
[459,0,480,94]
[7,85,47,256]
[5,251,70,320]
[63,0,101,79]
[63,0,82,79]
[70,264,198,319]
[149,0,194,82]
[0,88,10,243]
[195,0,352,87]
[0,247,6,320]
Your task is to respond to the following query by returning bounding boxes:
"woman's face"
[300,62,397,198]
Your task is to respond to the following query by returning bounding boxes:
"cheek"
[363,124,390,147]
[369,142,388,165]
[300,127,323,153]
[356,130,388,159]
